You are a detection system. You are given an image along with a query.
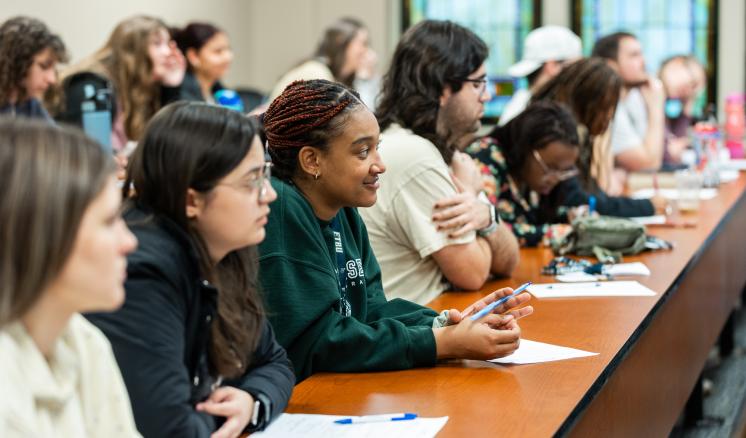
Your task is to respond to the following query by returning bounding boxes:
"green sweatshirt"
[259,178,438,381]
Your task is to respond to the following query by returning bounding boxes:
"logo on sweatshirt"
[345,258,365,287]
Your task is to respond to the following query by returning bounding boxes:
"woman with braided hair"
[259,79,533,381]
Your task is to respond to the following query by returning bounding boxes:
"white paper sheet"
[720,169,740,182]
[631,188,718,200]
[556,272,599,282]
[630,215,667,225]
[528,281,657,298]
[722,159,746,171]
[490,339,598,365]
[252,414,449,438]
[605,262,651,277]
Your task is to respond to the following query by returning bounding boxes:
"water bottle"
[724,93,745,159]
[214,89,245,113]
[691,122,721,187]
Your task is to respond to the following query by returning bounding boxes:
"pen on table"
[469,281,532,321]
[334,413,418,425]
[646,219,697,228]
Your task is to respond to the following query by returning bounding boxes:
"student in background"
[362,20,519,306]
[532,58,666,217]
[0,16,68,121]
[469,102,580,247]
[268,17,369,102]
[498,26,582,126]
[173,22,233,104]
[260,79,533,381]
[55,15,185,151]
[86,102,294,437]
[593,32,666,173]
[659,55,706,167]
[0,119,139,436]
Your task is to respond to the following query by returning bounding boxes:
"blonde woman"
[0,119,139,436]
[54,15,185,151]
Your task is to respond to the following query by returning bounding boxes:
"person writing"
[469,102,581,247]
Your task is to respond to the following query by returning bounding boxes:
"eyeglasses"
[219,162,273,200]
[457,77,489,97]
[532,150,579,182]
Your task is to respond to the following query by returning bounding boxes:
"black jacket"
[86,206,294,437]
[558,177,655,217]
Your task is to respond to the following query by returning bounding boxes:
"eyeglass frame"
[217,161,273,200]
[532,149,579,182]
[452,76,489,97]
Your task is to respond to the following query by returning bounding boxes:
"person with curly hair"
[0,16,68,121]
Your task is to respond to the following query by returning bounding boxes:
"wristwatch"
[477,191,499,237]
[249,392,272,431]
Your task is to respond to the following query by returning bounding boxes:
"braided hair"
[263,79,363,181]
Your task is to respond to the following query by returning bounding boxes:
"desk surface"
[286,174,746,437]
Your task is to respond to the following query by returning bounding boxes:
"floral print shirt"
[467,137,563,247]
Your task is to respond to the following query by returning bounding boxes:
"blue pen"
[588,195,596,215]
[334,413,418,425]
[469,281,532,321]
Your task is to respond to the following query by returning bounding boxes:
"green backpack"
[551,215,648,263]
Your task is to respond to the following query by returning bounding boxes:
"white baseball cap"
[508,26,582,77]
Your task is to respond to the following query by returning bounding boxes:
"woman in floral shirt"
[468,102,580,246]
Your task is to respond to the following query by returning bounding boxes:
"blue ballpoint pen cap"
[393,413,418,421]
[334,413,418,424]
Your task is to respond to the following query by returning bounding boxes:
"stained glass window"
[573,0,716,114]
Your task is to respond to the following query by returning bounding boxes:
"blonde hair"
[61,15,167,141]
[0,119,115,326]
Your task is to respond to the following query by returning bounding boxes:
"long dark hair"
[376,20,488,164]
[263,79,364,182]
[314,17,365,86]
[492,101,580,218]
[531,58,621,188]
[125,101,263,378]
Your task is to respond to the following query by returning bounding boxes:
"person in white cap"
[499,26,582,126]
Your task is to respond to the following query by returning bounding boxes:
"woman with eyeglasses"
[468,101,581,247]
[531,58,666,218]
[86,102,294,437]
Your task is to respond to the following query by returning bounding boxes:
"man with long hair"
[360,20,519,306]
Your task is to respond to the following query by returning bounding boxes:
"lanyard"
[330,217,352,317]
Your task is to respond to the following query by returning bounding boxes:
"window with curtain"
[403,0,540,119]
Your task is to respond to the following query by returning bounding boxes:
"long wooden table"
[286,174,746,437]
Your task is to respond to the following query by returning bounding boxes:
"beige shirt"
[269,59,335,102]
[0,314,141,437]
[359,124,476,305]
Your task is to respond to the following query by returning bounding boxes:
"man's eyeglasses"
[220,162,273,200]
[456,77,489,96]
[532,150,579,182]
